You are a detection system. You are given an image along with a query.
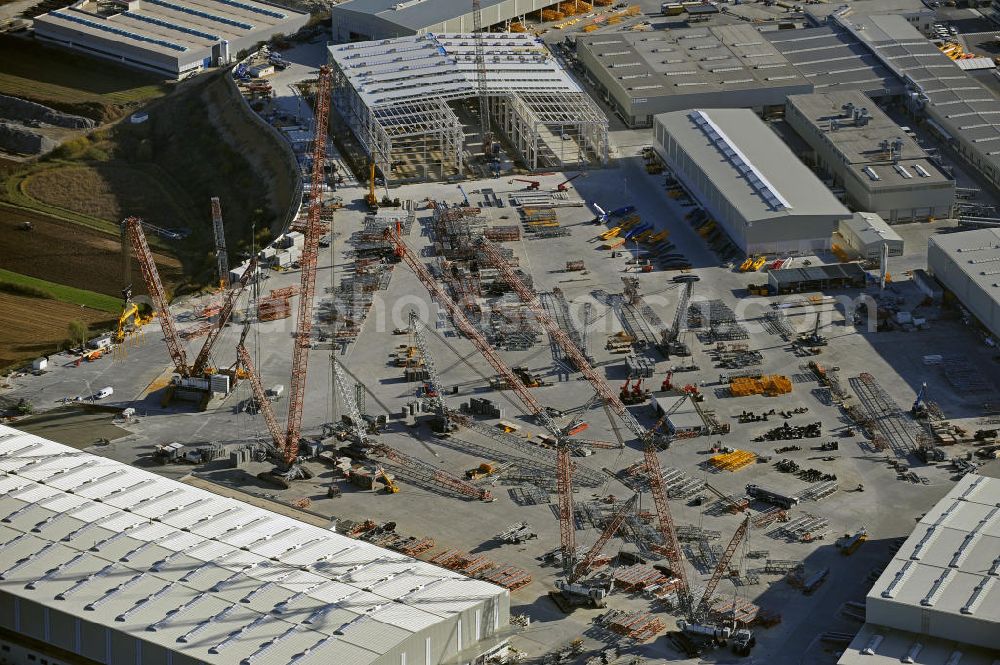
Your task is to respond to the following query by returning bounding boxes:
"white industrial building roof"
[655,108,849,223]
[34,0,301,57]
[865,474,1000,651]
[331,0,502,32]
[842,212,903,248]
[785,91,949,191]
[765,26,902,96]
[0,424,507,665]
[577,24,810,102]
[837,622,1000,665]
[828,10,1000,187]
[927,228,1000,335]
[329,33,581,108]
[651,394,702,433]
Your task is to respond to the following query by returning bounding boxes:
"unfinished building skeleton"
[329,33,609,181]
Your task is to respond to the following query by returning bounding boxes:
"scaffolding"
[329,34,609,182]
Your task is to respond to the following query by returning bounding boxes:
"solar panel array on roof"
[689,109,790,211]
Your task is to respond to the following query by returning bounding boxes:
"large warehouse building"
[330,0,556,43]
[927,228,1000,341]
[576,25,812,129]
[837,474,1000,664]
[825,8,1000,192]
[33,0,308,78]
[0,424,510,665]
[654,108,851,255]
[838,212,903,261]
[329,33,608,180]
[765,26,902,98]
[785,91,954,223]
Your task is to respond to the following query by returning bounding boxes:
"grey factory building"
[838,212,903,261]
[0,424,510,665]
[654,108,851,255]
[33,0,308,78]
[824,9,1000,192]
[927,228,1000,341]
[765,26,902,99]
[837,474,1000,664]
[803,0,936,37]
[785,91,954,223]
[330,0,556,43]
[576,24,812,129]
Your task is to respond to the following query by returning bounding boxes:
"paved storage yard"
[5,155,998,663]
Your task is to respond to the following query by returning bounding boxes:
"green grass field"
[0,35,169,121]
[0,269,122,313]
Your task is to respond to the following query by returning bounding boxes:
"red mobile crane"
[236,66,333,478]
[123,213,258,392]
[510,178,540,190]
[384,230,577,572]
[474,236,692,602]
[554,173,585,192]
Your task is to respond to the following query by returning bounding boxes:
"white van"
[94,387,114,400]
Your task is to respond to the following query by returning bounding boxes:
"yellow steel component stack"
[620,214,641,229]
[710,449,756,472]
[729,375,792,397]
[510,21,526,32]
[541,8,564,20]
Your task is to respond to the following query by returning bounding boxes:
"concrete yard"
[4,147,998,664]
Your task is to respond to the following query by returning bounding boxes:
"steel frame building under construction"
[328,32,609,181]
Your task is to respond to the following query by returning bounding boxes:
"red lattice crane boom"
[122,216,190,376]
[282,66,333,466]
[236,343,284,449]
[374,445,493,502]
[385,230,577,569]
[477,237,650,447]
[191,257,258,376]
[385,231,556,433]
[692,513,750,621]
[569,493,637,583]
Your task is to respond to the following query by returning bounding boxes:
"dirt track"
[0,291,114,367]
[0,206,182,296]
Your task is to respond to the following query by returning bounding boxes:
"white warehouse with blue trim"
[33,0,308,78]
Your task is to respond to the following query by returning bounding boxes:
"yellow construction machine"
[364,160,379,212]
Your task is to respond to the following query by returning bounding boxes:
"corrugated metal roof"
[578,24,811,102]
[837,622,1000,664]
[0,424,507,665]
[928,228,1000,340]
[33,0,304,58]
[329,33,582,109]
[827,10,1000,180]
[842,213,903,247]
[866,474,1000,648]
[955,57,996,72]
[655,108,850,224]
